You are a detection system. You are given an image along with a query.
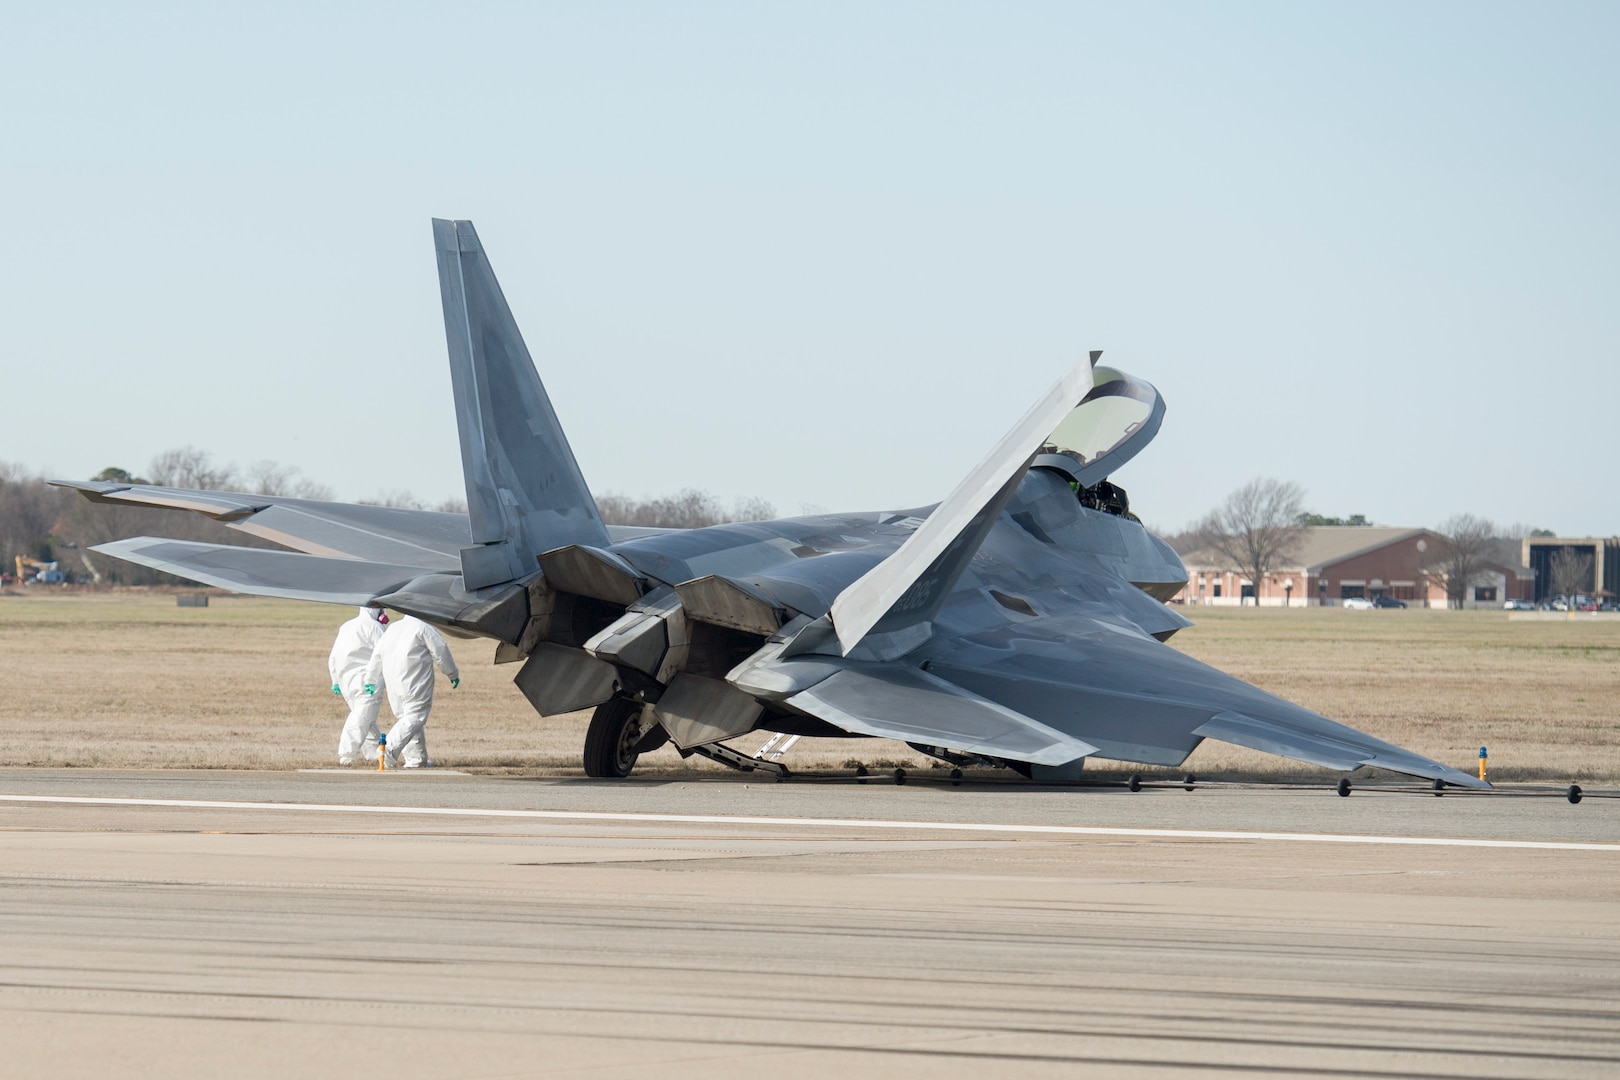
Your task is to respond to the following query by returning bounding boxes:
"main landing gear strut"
[582,695,668,778]
[581,693,791,779]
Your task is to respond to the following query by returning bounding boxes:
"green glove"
[363,683,376,696]
[450,677,459,689]
[331,683,342,696]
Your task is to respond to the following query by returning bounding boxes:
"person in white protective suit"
[328,607,389,765]
[362,614,459,768]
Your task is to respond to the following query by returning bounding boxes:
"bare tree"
[245,460,334,501]
[1199,478,1307,606]
[1427,514,1498,609]
[1548,547,1594,603]
[148,447,237,491]
[730,495,777,523]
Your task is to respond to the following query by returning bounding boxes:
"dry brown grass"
[1169,605,1620,783]
[2,590,1615,782]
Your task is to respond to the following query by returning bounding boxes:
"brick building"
[1176,526,1535,608]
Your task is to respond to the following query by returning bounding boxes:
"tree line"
[596,489,776,529]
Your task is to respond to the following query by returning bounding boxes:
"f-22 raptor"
[55,220,1486,789]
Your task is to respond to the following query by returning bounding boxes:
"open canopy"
[1034,365,1164,489]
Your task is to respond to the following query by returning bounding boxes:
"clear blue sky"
[4,2,1616,534]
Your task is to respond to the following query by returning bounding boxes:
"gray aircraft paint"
[52,219,1487,790]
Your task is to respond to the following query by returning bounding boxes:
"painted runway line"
[1,793,1615,851]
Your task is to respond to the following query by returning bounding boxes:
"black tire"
[583,696,644,778]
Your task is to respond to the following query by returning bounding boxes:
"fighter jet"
[54,220,1486,789]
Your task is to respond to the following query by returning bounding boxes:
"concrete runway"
[2,769,1618,1078]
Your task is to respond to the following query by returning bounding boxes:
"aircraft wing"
[1193,699,1487,789]
[784,664,1098,766]
[926,616,1490,789]
[91,537,430,606]
[50,480,466,570]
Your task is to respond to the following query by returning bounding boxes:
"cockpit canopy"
[1033,365,1164,490]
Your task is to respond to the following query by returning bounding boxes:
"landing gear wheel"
[583,696,645,778]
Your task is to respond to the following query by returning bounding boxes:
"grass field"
[2,589,1616,783]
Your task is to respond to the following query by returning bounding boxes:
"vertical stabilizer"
[433,219,609,588]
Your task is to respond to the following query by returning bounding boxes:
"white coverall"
[362,614,459,768]
[328,607,388,764]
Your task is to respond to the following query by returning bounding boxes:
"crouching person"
[362,614,459,768]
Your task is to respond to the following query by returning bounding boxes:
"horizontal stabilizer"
[827,357,1095,656]
[1194,712,1489,789]
[51,481,465,570]
[785,665,1098,766]
[91,538,427,607]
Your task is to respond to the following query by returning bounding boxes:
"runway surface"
[2,769,1618,1078]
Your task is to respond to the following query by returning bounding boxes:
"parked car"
[1543,597,1570,611]
[1503,599,1535,611]
[1373,595,1407,609]
[1342,596,1375,610]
